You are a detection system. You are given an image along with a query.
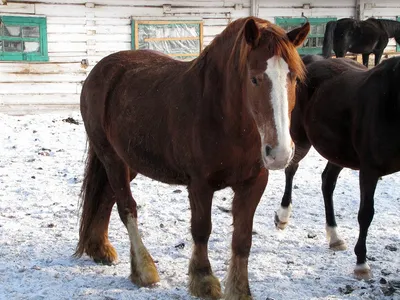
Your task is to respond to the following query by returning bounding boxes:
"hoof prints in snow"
[0,112,399,299]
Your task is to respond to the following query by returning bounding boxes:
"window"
[397,17,400,52]
[275,17,337,55]
[0,16,48,61]
[131,20,203,61]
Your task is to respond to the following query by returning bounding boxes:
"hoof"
[130,250,160,287]
[274,212,288,230]
[224,294,253,300]
[329,240,347,251]
[354,263,372,280]
[87,241,118,265]
[189,273,222,299]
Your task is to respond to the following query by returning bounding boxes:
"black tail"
[74,141,108,257]
[322,21,337,58]
[395,35,400,47]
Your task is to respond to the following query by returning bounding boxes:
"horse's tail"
[74,140,108,257]
[395,34,400,47]
[322,21,337,58]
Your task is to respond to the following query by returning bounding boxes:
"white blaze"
[262,55,293,169]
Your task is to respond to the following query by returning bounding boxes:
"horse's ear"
[287,22,310,48]
[244,18,260,47]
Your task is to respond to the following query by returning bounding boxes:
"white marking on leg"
[326,225,340,243]
[277,204,292,223]
[126,214,145,257]
[354,262,370,272]
[126,214,159,286]
[262,55,293,169]
[326,225,347,250]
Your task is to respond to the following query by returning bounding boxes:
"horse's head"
[241,18,310,170]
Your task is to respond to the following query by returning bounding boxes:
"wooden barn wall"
[0,0,400,110]
[258,0,356,21]
[0,0,250,109]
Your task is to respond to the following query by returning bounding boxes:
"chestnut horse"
[75,17,310,299]
[274,55,400,280]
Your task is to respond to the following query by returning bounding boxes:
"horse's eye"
[251,77,258,85]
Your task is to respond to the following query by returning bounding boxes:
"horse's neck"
[378,19,400,38]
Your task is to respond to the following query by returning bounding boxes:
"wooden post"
[250,0,259,17]
[356,0,366,21]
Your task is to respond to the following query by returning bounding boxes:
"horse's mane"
[190,17,305,81]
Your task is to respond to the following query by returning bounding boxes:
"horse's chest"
[203,140,261,185]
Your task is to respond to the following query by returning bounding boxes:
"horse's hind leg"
[85,138,159,286]
[187,181,221,299]
[321,162,346,251]
[275,142,311,229]
[225,169,268,299]
[373,49,384,66]
[75,145,118,264]
[354,168,378,280]
[106,157,159,286]
[362,53,370,68]
[79,183,117,264]
[76,167,138,264]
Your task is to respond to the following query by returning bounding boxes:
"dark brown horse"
[75,17,309,299]
[275,55,400,280]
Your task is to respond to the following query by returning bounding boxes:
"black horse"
[322,18,400,67]
[274,55,400,280]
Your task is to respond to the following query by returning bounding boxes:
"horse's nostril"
[265,145,273,156]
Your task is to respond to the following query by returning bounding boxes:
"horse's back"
[301,54,324,66]
[82,50,177,109]
[81,49,190,123]
[80,50,194,184]
[305,58,366,88]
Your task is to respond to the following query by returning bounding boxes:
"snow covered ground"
[0,111,399,300]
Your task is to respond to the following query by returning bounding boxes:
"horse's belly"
[312,142,360,170]
[129,158,190,185]
[113,140,190,185]
[305,118,360,169]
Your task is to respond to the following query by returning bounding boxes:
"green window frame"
[397,17,400,52]
[275,17,337,55]
[0,16,48,61]
[131,19,203,61]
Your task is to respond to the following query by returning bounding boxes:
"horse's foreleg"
[226,169,268,300]
[105,159,159,287]
[354,168,378,280]
[275,143,311,229]
[321,162,346,251]
[187,182,221,299]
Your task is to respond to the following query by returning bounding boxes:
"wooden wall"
[1,0,400,112]
[0,0,250,110]
[258,0,356,21]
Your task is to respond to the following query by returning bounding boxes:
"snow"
[0,111,399,300]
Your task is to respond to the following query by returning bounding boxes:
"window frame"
[131,19,203,60]
[275,17,337,55]
[397,16,400,52]
[0,15,48,62]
